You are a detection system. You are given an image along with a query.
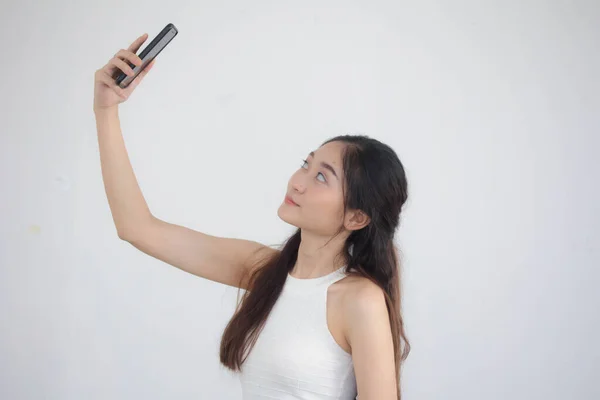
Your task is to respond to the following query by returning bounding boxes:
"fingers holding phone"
[94,33,153,110]
[93,23,178,111]
[114,23,178,89]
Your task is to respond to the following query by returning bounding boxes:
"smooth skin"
[93,32,398,399]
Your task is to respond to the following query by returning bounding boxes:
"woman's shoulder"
[336,269,384,295]
[331,269,391,352]
[332,269,387,311]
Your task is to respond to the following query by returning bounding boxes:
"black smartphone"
[115,23,178,88]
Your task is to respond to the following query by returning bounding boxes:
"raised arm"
[93,33,277,289]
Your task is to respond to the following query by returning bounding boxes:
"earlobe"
[346,210,371,231]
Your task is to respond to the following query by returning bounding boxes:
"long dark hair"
[220,134,410,399]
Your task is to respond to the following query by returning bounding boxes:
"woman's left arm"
[345,283,398,400]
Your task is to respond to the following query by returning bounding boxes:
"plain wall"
[1,0,598,399]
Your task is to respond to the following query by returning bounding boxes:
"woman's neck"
[292,230,348,278]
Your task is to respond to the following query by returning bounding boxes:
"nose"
[292,181,305,193]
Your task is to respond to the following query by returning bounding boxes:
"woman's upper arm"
[346,282,397,399]
[123,215,278,289]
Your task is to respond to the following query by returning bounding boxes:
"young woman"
[94,33,410,400]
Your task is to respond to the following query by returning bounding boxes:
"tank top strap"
[324,266,349,286]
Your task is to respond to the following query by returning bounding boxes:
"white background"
[1,1,598,399]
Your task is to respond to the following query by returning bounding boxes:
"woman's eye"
[300,159,326,183]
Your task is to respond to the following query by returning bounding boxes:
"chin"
[277,205,300,227]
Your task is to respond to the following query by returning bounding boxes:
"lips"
[285,195,299,206]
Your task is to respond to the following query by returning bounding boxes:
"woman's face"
[277,141,346,236]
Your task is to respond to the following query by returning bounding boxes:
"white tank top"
[238,265,357,399]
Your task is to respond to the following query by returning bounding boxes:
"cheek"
[311,192,344,219]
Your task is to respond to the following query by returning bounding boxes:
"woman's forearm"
[95,106,152,238]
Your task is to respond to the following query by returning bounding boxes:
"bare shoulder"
[335,273,397,398]
[327,271,389,355]
[334,272,386,304]
[333,272,390,342]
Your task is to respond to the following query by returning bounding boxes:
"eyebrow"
[308,151,339,180]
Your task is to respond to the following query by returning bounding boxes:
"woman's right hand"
[93,33,155,111]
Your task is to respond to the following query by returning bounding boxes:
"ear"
[344,209,371,232]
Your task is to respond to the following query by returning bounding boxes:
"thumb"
[138,59,155,80]
[129,59,155,90]
[143,59,156,75]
